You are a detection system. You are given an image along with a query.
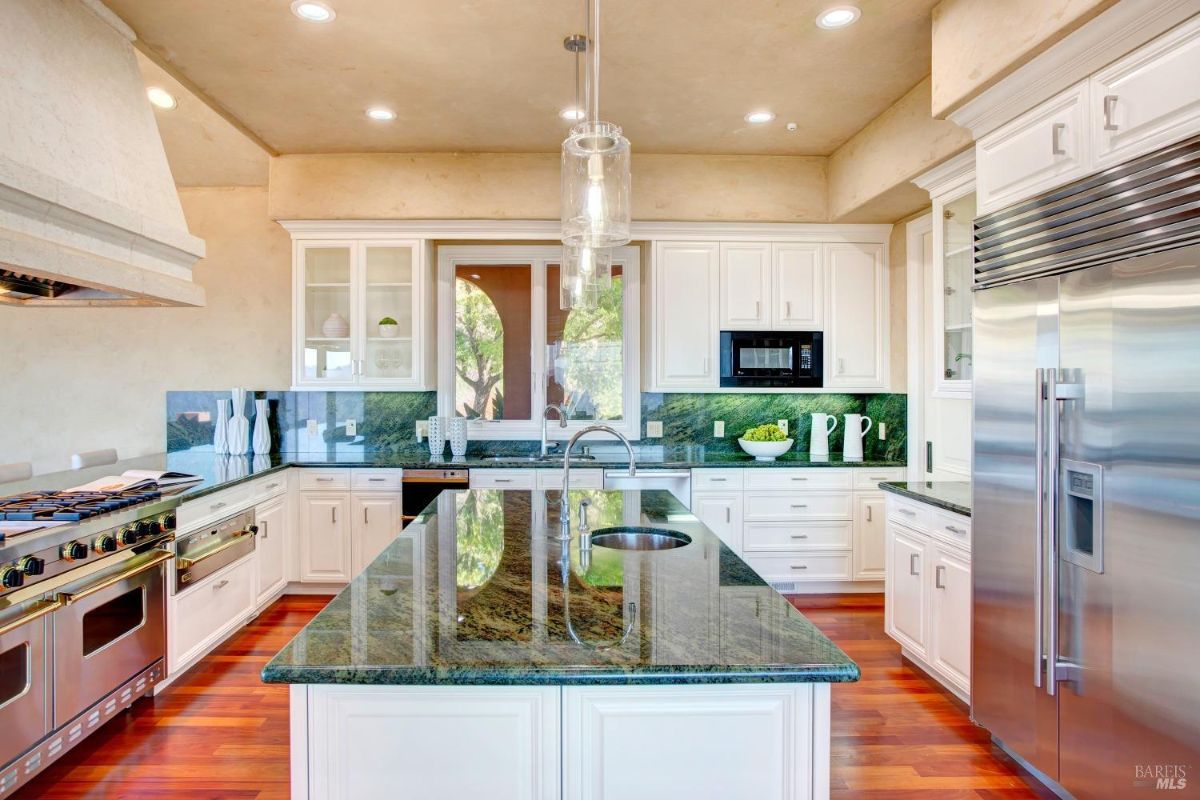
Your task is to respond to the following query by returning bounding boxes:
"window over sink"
[438,245,640,440]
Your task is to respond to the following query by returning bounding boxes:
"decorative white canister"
[427,416,447,457]
[322,312,350,338]
[227,388,250,456]
[252,398,271,455]
[449,417,468,457]
[213,399,231,454]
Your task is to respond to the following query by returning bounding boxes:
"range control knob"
[94,535,118,554]
[63,542,89,561]
[161,513,177,531]
[134,520,154,538]
[19,556,45,576]
[146,519,164,536]
[119,527,140,545]
[0,567,23,589]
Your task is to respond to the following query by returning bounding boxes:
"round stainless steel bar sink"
[587,527,691,551]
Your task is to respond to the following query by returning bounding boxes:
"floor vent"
[770,581,797,593]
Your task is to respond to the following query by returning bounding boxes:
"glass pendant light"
[560,243,612,310]
[560,0,631,250]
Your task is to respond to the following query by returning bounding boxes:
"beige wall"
[931,0,1119,117]
[268,153,827,222]
[0,187,290,474]
[828,78,972,223]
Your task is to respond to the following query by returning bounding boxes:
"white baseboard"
[899,646,970,704]
[284,582,347,595]
[776,580,884,595]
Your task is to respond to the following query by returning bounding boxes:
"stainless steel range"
[0,488,179,795]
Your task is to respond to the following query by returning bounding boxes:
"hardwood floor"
[17,593,1048,799]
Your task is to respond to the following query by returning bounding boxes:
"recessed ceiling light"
[366,107,397,121]
[291,1,336,23]
[146,87,177,110]
[816,5,861,29]
[744,110,775,125]
[560,107,586,121]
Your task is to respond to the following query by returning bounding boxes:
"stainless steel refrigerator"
[972,133,1200,799]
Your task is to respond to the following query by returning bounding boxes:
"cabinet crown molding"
[946,0,1198,140]
[912,150,975,195]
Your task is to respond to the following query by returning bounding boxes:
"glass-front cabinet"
[292,235,433,389]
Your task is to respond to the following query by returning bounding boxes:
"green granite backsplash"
[641,393,906,461]
[167,390,905,462]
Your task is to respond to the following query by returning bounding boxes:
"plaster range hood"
[0,0,205,306]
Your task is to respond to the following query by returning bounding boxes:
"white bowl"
[737,438,794,461]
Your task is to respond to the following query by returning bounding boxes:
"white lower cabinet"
[169,557,256,676]
[255,496,288,607]
[852,493,886,580]
[883,494,971,698]
[690,492,743,551]
[351,493,402,573]
[299,493,353,582]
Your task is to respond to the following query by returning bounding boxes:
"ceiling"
[110,0,939,157]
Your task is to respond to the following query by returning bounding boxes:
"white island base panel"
[289,682,832,800]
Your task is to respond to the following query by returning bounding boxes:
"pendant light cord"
[587,0,600,123]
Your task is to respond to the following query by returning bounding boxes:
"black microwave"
[719,330,823,388]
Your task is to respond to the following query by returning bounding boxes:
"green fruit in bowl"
[743,423,788,442]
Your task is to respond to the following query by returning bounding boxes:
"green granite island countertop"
[262,489,859,686]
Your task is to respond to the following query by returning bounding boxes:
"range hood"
[0,0,205,306]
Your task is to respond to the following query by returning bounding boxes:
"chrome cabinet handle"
[909,553,920,576]
[1051,122,1067,156]
[363,507,369,524]
[1103,94,1118,130]
[898,508,916,517]
[755,597,761,617]
[945,524,966,535]
[710,477,727,482]
[266,482,280,490]
[211,501,227,511]
[316,477,334,482]
[368,477,386,482]
[785,300,792,318]
[935,565,946,590]
[725,507,731,523]
[837,358,845,375]
[791,534,808,539]
[331,506,337,524]
[754,300,761,317]
[790,477,808,482]
[866,505,873,522]
[791,564,808,570]
[214,579,229,590]
[702,356,709,374]
[261,520,268,539]
[790,503,808,508]
[494,478,512,483]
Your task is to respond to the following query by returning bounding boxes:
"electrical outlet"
[878,422,886,440]
[415,420,428,441]
[776,419,789,435]
[306,419,318,436]
[646,420,664,438]
[713,421,725,437]
[345,418,357,436]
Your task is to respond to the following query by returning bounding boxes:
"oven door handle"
[0,598,65,637]
[175,530,256,570]
[57,550,174,605]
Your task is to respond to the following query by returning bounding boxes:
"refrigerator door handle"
[1034,368,1046,689]
[1046,367,1063,697]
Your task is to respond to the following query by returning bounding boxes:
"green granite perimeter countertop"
[878,481,971,516]
[261,489,859,686]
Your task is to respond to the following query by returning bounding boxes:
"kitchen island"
[263,488,857,800]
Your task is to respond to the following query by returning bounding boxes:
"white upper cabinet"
[652,241,719,389]
[976,81,1090,217]
[824,242,887,390]
[772,243,823,330]
[1091,14,1200,169]
[718,243,771,329]
[291,234,434,390]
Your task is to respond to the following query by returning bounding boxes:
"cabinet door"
[719,588,774,661]
[931,545,971,692]
[1091,16,1200,169]
[886,525,927,657]
[772,243,823,329]
[653,242,718,389]
[255,498,287,606]
[359,242,422,387]
[296,242,357,386]
[300,493,352,582]
[718,243,771,329]
[825,242,886,389]
[690,492,743,553]
[353,494,402,573]
[976,81,1090,216]
[853,494,886,581]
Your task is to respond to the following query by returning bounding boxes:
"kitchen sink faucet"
[560,425,636,540]
[541,404,567,457]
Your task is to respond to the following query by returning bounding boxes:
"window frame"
[437,244,641,441]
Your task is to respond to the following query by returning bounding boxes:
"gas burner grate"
[0,489,162,522]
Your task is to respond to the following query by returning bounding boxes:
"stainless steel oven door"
[0,599,58,768]
[52,549,171,728]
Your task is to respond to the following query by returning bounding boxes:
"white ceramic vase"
[809,412,838,457]
[449,417,468,457]
[252,398,271,455]
[213,399,231,454]
[227,388,250,456]
[378,323,399,338]
[427,416,447,457]
[841,413,873,461]
[322,312,350,338]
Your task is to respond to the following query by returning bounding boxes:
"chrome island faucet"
[559,424,635,540]
[540,403,567,457]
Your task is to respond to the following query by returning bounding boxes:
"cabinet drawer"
[469,470,535,489]
[536,469,602,490]
[171,557,255,672]
[886,495,932,532]
[296,469,351,490]
[742,522,851,552]
[351,469,403,491]
[743,552,852,581]
[853,468,905,491]
[930,508,971,549]
[253,472,288,500]
[744,469,851,491]
[744,491,852,521]
[691,469,744,491]
[177,483,253,531]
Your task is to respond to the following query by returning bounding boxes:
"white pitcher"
[809,413,838,457]
[842,413,873,461]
